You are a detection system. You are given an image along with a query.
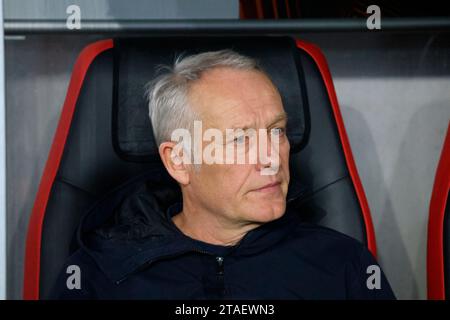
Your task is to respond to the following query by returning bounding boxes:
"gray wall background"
[4,0,450,300]
[4,0,239,20]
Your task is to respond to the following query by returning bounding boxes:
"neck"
[171,199,261,246]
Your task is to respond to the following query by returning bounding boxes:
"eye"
[234,135,246,144]
[271,127,285,136]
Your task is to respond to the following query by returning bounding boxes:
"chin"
[249,200,286,223]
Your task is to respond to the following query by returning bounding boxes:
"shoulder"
[281,217,372,272]
[293,220,368,255]
[281,220,396,299]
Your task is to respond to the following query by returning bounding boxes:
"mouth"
[253,181,282,193]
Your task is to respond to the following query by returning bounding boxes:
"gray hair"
[146,49,264,148]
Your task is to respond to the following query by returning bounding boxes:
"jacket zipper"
[216,256,224,276]
[194,250,225,276]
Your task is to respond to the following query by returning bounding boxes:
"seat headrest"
[113,36,309,162]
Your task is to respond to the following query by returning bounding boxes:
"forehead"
[188,67,285,128]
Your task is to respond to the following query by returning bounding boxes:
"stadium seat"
[23,36,377,299]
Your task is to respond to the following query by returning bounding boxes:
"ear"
[158,141,191,185]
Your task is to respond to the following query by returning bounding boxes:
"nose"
[255,130,280,174]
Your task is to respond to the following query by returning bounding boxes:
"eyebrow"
[231,111,288,130]
[268,111,288,127]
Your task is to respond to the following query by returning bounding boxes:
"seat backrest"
[427,121,450,300]
[23,36,376,299]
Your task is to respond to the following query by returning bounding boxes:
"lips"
[253,181,281,192]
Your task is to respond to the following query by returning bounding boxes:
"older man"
[51,50,395,299]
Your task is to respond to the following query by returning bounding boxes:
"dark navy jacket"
[50,170,396,300]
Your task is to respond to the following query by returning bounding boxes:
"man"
[51,49,395,299]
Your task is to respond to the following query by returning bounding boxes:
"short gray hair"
[146,49,264,148]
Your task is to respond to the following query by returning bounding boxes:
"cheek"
[219,164,254,200]
[279,144,291,191]
[279,142,290,170]
[200,164,249,199]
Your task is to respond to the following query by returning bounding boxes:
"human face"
[184,67,290,225]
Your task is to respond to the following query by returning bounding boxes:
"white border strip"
[0,0,7,300]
